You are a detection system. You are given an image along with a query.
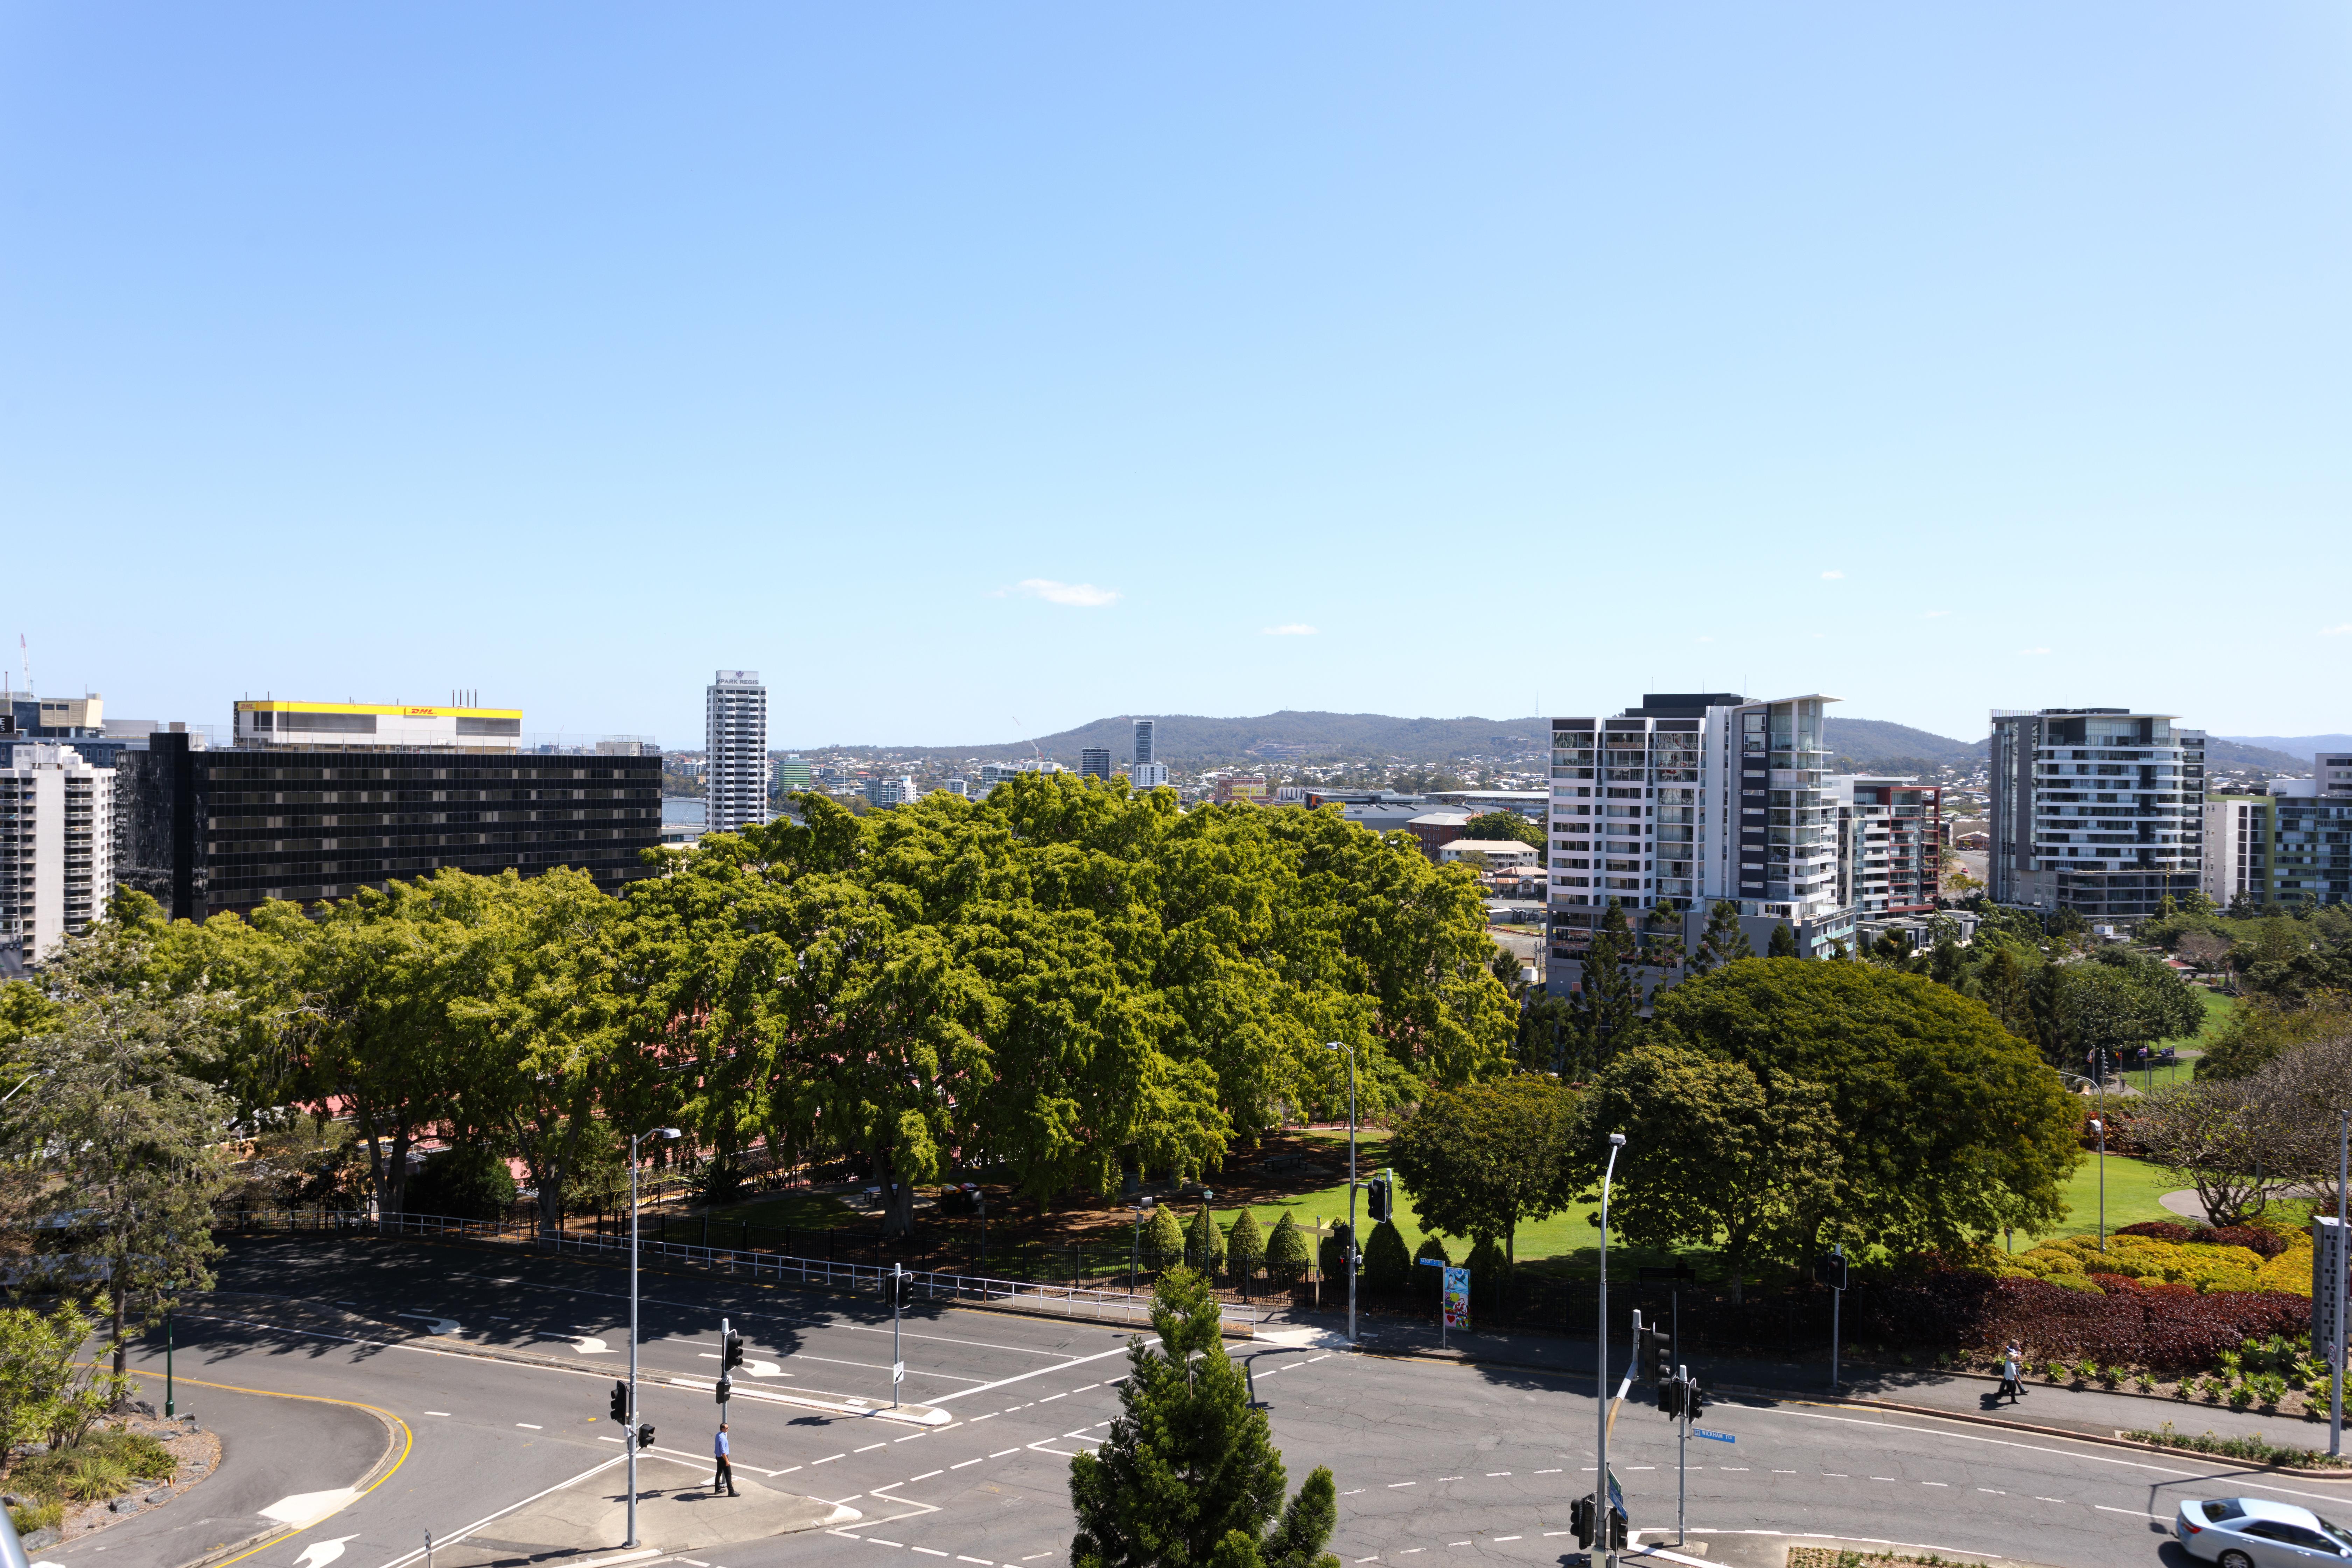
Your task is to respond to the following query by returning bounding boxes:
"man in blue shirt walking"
[713,1421,737,1496]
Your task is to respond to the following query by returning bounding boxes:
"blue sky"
[4,4,2347,750]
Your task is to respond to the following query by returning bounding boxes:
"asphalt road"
[52,1235,2352,1568]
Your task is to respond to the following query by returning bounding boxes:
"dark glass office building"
[116,733,664,920]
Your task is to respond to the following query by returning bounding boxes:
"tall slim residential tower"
[0,744,115,973]
[705,671,770,834]
[1988,708,2204,920]
[1547,693,1856,1002]
[1128,718,1168,788]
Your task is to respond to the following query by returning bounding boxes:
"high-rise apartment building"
[2203,793,2273,908]
[1988,708,2204,920]
[773,755,812,793]
[1832,776,1943,916]
[864,776,916,808]
[1133,719,1155,766]
[1547,693,1857,999]
[0,744,115,973]
[2268,758,2352,907]
[1079,747,1114,780]
[705,671,769,834]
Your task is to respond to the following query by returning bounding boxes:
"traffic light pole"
[1829,1242,1845,1393]
[892,1263,905,1409]
[627,1137,642,1548]
[1676,1361,1689,1547]
[1596,1133,1625,1568]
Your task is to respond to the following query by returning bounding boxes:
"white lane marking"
[425,1411,451,1417]
[914,1550,949,1558]
[778,1466,803,1475]
[932,1345,1134,1404]
[1389,1481,1415,1488]
[1979,1488,2004,1494]
[990,1448,1021,1458]
[600,1437,621,1444]
[911,1470,943,1481]
[1040,1394,1067,1403]
[1535,1469,1561,1475]
[1494,1538,1520,1544]
[952,1459,983,1469]
[814,1454,845,1464]
[1342,1489,1363,1497]
[393,1313,463,1335]
[516,1423,542,1430]
[1436,1477,1463,1482]
[1922,1481,1948,1487]
[972,1413,996,1422]
[1486,1471,1510,1476]
[369,1455,624,1568]
[957,1560,993,1566]
[871,1540,904,1549]
[897,1433,926,1442]
[1309,1354,1331,1362]
[294,1535,361,1568]
[2099,1507,2165,1519]
[2035,1497,2068,1504]
[856,1443,887,1452]
[540,1334,613,1354]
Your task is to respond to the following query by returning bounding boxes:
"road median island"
[435,1455,856,1564]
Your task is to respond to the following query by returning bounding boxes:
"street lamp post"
[1597,1132,1627,1568]
[2334,1113,2348,1458]
[1326,1042,1358,1346]
[626,1125,682,1549]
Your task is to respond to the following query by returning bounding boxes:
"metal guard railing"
[229,1208,1261,1336]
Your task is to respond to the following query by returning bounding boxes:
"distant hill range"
[786,710,2320,776]
[2216,735,2352,764]
[800,712,1553,766]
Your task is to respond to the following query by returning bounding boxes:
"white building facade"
[704,671,770,835]
[0,744,116,972]
[1547,692,1857,999]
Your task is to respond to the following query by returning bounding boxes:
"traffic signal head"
[1568,1496,1594,1548]
[609,1380,628,1423]
[1607,1507,1629,1551]
[1367,1177,1392,1224]
[1638,1325,1672,1384]
[892,1273,913,1312]
[636,1423,655,1450]
[1686,1380,1706,1420]
[715,1375,733,1405]
[1816,1251,1848,1289]
[1657,1375,1681,1416]
[723,1330,744,1370]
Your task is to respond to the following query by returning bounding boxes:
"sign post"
[1441,1265,1469,1348]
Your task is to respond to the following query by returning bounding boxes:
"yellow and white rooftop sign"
[233,701,524,749]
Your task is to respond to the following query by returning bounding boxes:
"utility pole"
[891,1264,905,1409]
[1596,1132,1626,1568]
[2335,1112,2347,1458]
[2090,1117,2107,1252]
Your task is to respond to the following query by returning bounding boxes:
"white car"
[2177,1498,2352,1567]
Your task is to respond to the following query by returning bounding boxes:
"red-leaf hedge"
[2113,1218,2291,1259]
[1846,1274,2308,1368]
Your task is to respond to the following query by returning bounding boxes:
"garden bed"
[3,1412,216,1550]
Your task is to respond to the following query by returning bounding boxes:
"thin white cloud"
[1261,623,1318,637]
[2325,623,2352,636]
[2019,646,2052,656]
[1000,578,1120,607]
[1820,570,1844,580]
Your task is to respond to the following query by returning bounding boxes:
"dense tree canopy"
[18,775,1517,1239]
[1642,958,2077,1254]
[1388,1077,1580,1262]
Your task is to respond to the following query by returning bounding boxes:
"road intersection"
[45,1234,2351,1568]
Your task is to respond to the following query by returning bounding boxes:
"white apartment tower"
[1128,718,1168,788]
[705,670,770,835]
[0,744,116,973]
[1547,693,1857,1000]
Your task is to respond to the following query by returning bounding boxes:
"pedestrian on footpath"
[2000,1343,2024,1404]
[713,1421,738,1496]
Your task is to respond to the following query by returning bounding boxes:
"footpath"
[1250,1302,2351,1456]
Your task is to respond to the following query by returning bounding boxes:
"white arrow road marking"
[540,1334,613,1354]
[294,1534,359,1568]
[393,1314,462,1336]
[261,1489,360,1528]
[698,1353,786,1377]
